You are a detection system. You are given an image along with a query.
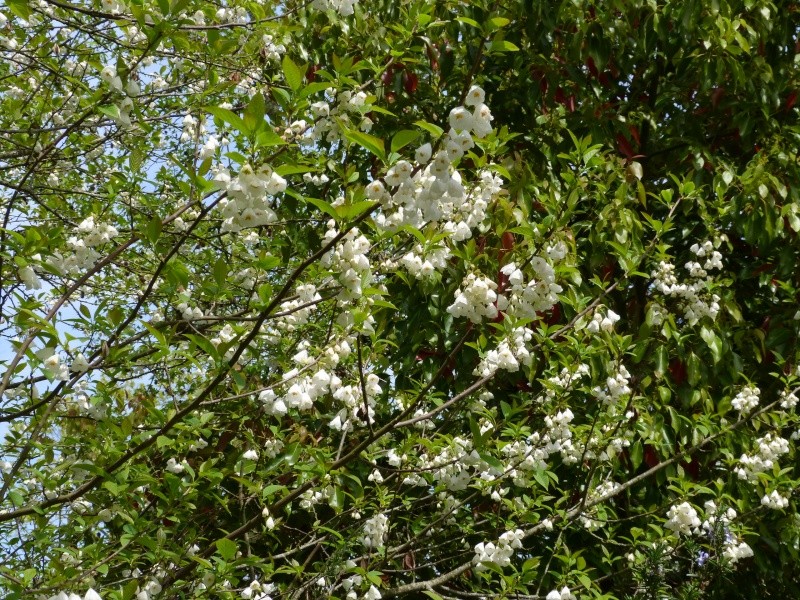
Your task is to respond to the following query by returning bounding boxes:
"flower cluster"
[586,306,621,333]
[499,258,563,319]
[371,87,500,240]
[175,289,205,321]
[546,587,577,600]
[45,590,102,600]
[651,241,722,326]
[473,327,533,377]
[402,436,481,491]
[590,479,622,503]
[398,243,452,279]
[591,363,632,406]
[329,373,382,430]
[65,380,106,420]
[211,6,246,22]
[473,528,524,570]
[731,384,760,415]
[362,512,389,548]
[321,222,372,300]
[450,85,494,137]
[665,502,701,536]
[51,216,119,274]
[36,347,69,380]
[270,283,323,332]
[447,273,499,323]
[542,408,581,464]
[780,389,798,410]
[181,112,206,143]
[19,262,42,290]
[502,436,549,486]
[260,368,340,416]
[535,364,590,404]
[261,34,285,62]
[722,539,754,564]
[309,88,372,142]
[761,490,789,509]
[214,163,285,232]
[688,240,724,273]
[311,0,359,16]
[240,579,275,600]
[734,433,790,482]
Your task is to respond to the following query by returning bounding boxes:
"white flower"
[166,458,185,474]
[446,274,498,323]
[242,449,259,461]
[723,540,753,564]
[731,385,760,415]
[100,66,123,91]
[665,502,700,536]
[546,587,576,600]
[362,513,389,548]
[366,180,385,199]
[199,136,219,159]
[70,353,90,373]
[761,490,789,509]
[464,85,485,107]
[780,390,798,410]
[448,106,473,132]
[19,265,41,289]
[415,142,432,163]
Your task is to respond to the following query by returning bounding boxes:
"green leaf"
[146,216,162,244]
[533,469,550,489]
[256,128,286,147]
[206,106,247,134]
[456,16,480,28]
[654,345,667,378]
[215,538,237,561]
[122,580,139,600]
[184,334,219,359]
[390,129,420,153]
[700,325,723,363]
[257,283,273,304]
[213,256,228,286]
[97,105,120,120]
[414,120,444,138]
[486,16,511,31]
[275,164,315,176]
[129,147,144,173]
[108,306,124,327]
[336,200,377,221]
[478,452,504,470]
[342,129,385,161]
[489,39,520,52]
[6,0,31,20]
[629,441,643,469]
[243,93,266,135]
[271,86,292,110]
[300,81,334,98]
[306,197,339,219]
[282,55,304,91]
[8,490,24,507]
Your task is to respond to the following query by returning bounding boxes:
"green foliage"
[0,0,799,599]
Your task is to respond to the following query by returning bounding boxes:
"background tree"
[0,0,798,599]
